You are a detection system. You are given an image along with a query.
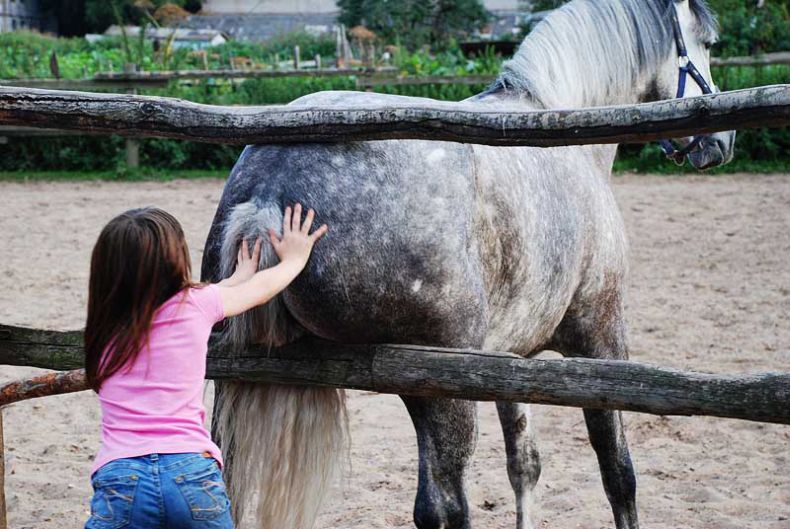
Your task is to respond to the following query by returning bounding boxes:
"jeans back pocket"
[173,460,231,521]
[88,473,140,529]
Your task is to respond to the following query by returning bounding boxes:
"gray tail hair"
[213,201,348,529]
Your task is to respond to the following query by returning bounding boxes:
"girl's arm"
[217,203,328,318]
[217,238,261,288]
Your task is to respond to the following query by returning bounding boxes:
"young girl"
[83,204,327,529]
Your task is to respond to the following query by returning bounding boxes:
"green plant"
[338,0,489,49]
[711,0,789,57]
[527,0,789,55]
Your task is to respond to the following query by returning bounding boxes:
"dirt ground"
[0,174,788,529]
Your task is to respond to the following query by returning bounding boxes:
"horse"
[200,1,734,528]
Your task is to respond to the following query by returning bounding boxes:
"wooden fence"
[0,66,399,91]
[0,52,786,166]
[0,74,788,528]
[1,324,788,424]
[0,84,788,147]
[1,51,786,91]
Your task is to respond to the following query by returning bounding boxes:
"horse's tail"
[213,201,348,529]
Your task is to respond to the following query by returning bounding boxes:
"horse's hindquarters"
[218,141,490,348]
[215,201,350,529]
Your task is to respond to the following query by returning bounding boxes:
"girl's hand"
[269,203,328,270]
[232,237,262,283]
[218,204,328,318]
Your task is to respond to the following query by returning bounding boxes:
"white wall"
[483,0,520,10]
[202,0,338,14]
[202,0,522,15]
[0,0,48,32]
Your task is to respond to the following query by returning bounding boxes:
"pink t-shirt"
[92,284,225,474]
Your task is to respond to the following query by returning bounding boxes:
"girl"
[84,203,327,529]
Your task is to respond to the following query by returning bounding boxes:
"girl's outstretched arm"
[217,203,328,318]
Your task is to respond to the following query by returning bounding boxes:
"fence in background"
[0,72,788,528]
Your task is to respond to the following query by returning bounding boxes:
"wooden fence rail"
[0,52,785,92]
[0,84,787,147]
[356,53,790,89]
[710,51,790,67]
[1,324,788,424]
[92,66,397,82]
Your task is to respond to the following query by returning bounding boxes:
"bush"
[712,0,790,57]
[338,0,489,49]
[0,30,337,78]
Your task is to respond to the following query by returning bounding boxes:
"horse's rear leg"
[550,284,638,529]
[497,401,540,529]
[402,396,477,529]
[583,408,637,529]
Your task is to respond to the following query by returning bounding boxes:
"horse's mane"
[498,0,718,108]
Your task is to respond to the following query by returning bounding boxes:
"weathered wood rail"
[711,51,790,67]
[356,53,790,89]
[0,52,785,92]
[0,84,787,147]
[1,324,788,424]
[0,67,397,91]
[92,66,397,82]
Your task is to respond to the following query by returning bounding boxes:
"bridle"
[658,3,714,165]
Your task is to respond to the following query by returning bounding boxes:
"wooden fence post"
[0,408,7,529]
[124,63,140,169]
[293,46,301,69]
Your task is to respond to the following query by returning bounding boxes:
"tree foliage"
[39,0,87,36]
[84,0,202,33]
[526,0,788,56]
[40,0,204,35]
[338,0,489,48]
[712,0,789,56]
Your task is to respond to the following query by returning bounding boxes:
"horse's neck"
[501,1,658,109]
[471,90,620,176]
[505,54,647,110]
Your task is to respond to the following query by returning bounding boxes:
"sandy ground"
[0,174,788,529]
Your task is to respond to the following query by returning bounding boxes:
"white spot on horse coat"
[411,280,423,293]
[426,149,447,165]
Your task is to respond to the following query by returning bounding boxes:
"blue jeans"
[85,453,234,529]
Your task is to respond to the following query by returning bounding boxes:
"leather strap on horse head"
[658,2,714,165]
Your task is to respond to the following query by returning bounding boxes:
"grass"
[1,156,786,183]
[613,153,790,175]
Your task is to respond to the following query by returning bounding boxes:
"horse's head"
[653,0,736,170]
[500,0,736,169]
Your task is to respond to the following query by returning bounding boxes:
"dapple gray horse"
[201,1,734,528]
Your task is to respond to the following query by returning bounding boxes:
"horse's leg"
[402,396,478,529]
[496,401,540,529]
[550,284,638,529]
[582,408,636,529]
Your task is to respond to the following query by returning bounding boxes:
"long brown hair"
[85,207,195,391]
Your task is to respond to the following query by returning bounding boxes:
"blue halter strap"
[658,3,714,165]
